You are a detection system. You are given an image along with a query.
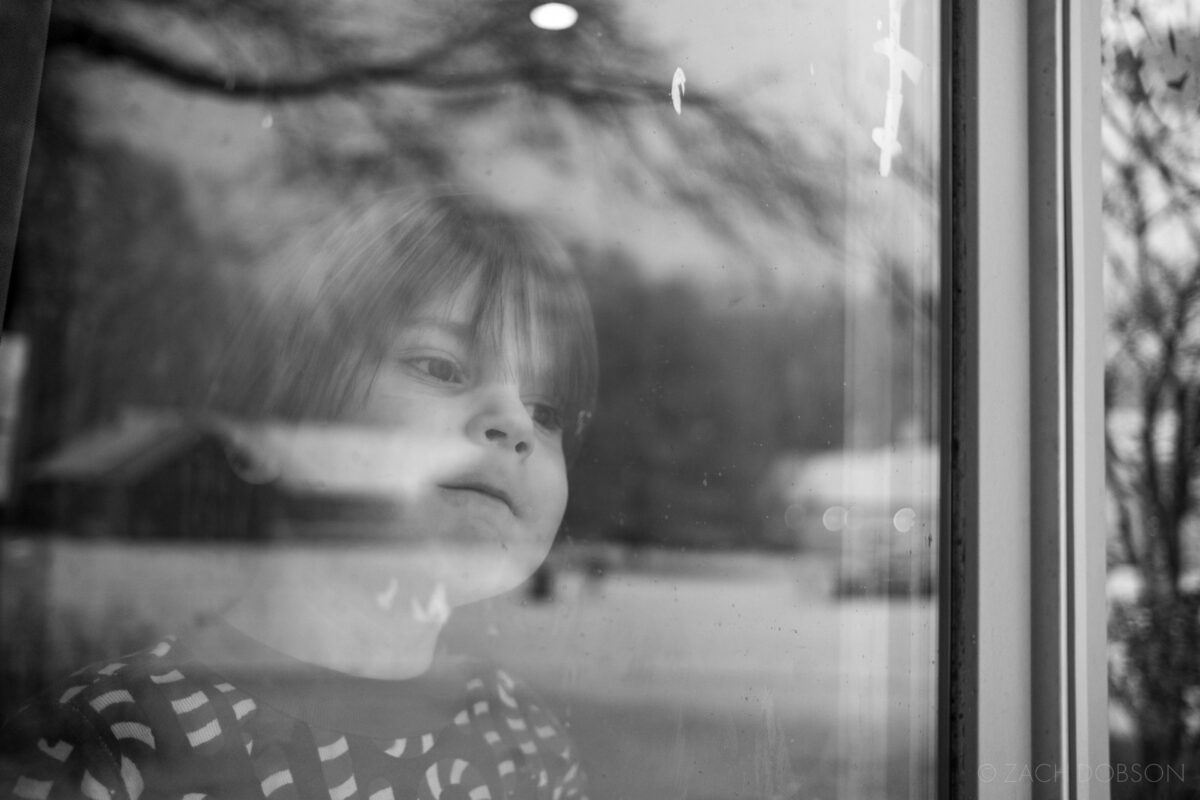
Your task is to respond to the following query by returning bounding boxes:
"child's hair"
[209,190,598,459]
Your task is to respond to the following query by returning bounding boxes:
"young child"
[0,191,596,800]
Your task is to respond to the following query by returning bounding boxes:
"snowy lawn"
[2,538,936,799]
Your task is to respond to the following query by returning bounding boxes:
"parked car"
[760,442,938,596]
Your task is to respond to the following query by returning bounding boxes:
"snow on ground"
[449,561,937,799]
[3,538,936,799]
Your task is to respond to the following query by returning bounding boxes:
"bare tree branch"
[44,8,844,251]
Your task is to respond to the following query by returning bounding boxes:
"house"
[760,442,938,595]
[32,408,407,541]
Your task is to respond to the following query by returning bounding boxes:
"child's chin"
[444,563,540,606]
[347,542,549,612]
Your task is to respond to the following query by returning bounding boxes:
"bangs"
[270,192,598,456]
[465,230,598,456]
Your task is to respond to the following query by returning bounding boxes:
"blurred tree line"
[1104,0,1200,795]
[5,0,928,550]
[566,252,845,548]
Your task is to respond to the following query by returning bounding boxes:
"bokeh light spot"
[530,3,579,30]
[893,507,917,533]
[822,505,847,532]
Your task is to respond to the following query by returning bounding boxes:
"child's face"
[347,288,569,608]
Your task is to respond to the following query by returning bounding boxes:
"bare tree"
[1104,0,1200,793]
[16,0,885,447]
[43,0,846,243]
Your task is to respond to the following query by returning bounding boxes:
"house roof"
[37,410,205,486]
[769,441,939,507]
[36,409,433,500]
[221,424,433,498]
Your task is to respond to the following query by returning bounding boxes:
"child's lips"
[438,481,517,515]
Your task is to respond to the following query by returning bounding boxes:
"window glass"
[1104,0,1200,789]
[0,1,940,797]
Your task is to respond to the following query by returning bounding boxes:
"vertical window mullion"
[952,0,1035,792]
[947,0,1107,795]
[1064,0,1107,789]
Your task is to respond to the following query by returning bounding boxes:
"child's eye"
[403,355,467,385]
[526,401,564,433]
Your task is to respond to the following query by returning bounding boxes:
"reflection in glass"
[1,1,940,797]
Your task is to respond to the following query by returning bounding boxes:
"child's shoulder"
[443,664,588,799]
[0,635,228,791]
[14,636,184,717]
[63,635,184,680]
[463,664,551,714]
[44,635,213,710]
[3,634,250,754]
[457,664,581,764]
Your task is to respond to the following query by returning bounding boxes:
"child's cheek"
[535,463,570,543]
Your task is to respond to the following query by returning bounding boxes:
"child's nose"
[467,384,534,458]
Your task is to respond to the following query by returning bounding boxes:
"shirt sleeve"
[0,690,133,800]
[492,669,590,800]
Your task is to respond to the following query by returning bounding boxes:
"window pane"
[1,1,940,797]
[1105,0,1200,790]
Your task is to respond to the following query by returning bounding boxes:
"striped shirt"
[0,623,588,800]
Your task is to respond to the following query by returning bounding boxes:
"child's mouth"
[438,482,516,515]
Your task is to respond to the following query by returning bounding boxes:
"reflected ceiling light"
[530,3,578,30]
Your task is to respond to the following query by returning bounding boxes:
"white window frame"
[944,0,1106,796]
